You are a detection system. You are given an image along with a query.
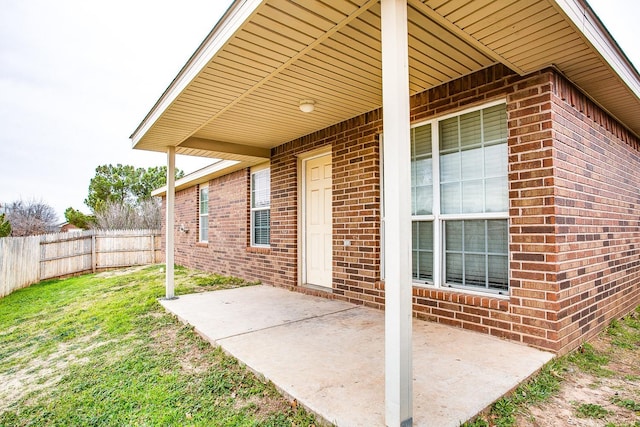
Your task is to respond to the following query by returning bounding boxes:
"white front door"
[305,154,332,288]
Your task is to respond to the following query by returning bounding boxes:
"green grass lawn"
[0,265,317,427]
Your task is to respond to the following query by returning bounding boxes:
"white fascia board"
[152,159,240,196]
[130,0,264,147]
[555,0,640,99]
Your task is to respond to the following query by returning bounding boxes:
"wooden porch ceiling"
[131,0,640,162]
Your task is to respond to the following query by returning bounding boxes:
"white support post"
[165,146,176,299]
[381,0,413,426]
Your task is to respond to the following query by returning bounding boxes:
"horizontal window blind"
[408,102,508,294]
[251,168,270,247]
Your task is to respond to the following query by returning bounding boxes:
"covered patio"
[132,1,640,425]
[160,285,553,426]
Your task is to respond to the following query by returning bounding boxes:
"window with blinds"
[409,102,509,294]
[411,123,434,282]
[439,104,508,215]
[251,168,270,247]
[199,185,209,243]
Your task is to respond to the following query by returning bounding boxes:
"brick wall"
[162,64,640,354]
[270,111,384,305]
[407,66,561,349]
[550,74,640,353]
[170,170,277,285]
[506,69,640,353]
[506,71,560,350]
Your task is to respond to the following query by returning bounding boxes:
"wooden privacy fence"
[0,229,162,298]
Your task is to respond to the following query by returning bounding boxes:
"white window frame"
[199,184,209,243]
[383,99,509,297]
[250,164,270,248]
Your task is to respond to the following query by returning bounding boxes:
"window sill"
[412,283,510,311]
[414,282,510,300]
[195,242,208,248]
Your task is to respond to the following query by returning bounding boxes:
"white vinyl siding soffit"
[410,101,509,295]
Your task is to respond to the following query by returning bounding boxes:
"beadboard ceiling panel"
[131,0,640,162]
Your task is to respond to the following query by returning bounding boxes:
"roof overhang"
[131,0,640,165]
[152,159,248,196]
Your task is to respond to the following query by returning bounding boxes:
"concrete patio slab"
[160,285,554,427]
[160,285,356,341]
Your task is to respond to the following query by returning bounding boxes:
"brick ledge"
[376,280,510,311]
[416,287,510,311]
[246,246,271,255]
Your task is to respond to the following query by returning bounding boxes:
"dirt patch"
[515,332,640,427]
[232,392,291,420]
[95,265,149,279]
[518,373,639,426]
[0,354,64,412]
[0,332,119,412]
[148,319,212,375]
[0,344,79,412]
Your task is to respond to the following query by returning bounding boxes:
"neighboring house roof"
[131,0,640,163]
[58,222,81,232]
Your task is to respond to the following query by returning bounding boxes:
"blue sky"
[0,0,638,220]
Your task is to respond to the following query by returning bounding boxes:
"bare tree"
[6,199,58,236]
[94,201,136,230]
[137,198,162,229]
[94,198,161,230]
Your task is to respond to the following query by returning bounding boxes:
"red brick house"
[133,1,640,424]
